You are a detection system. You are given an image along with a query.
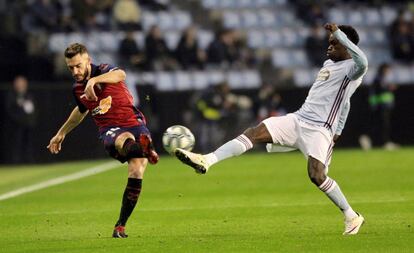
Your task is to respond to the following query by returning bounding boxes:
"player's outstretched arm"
[47,106,88,154]
[83,69,126,101]
[325,23,368,80]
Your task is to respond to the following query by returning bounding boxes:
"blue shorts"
[99,125,151,163]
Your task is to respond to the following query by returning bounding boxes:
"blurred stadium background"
[1,1,414,252]
[0,0,413,164]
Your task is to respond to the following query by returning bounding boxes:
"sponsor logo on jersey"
[91,96,112,116]
[317,68,330,81]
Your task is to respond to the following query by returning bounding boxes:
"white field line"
[0,161,119,201]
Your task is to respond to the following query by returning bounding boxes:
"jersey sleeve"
[72,89,88,113]
[333,29,368,80]
[98,63,119,74]
[335,99,350,135]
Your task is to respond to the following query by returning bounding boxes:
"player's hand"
[47,134,65,154]
[83,78,98,101]
[324,23,338,33]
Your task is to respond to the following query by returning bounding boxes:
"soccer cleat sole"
[175,149,206,174]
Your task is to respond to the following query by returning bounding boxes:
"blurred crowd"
[0,0,411,161]
[1,0,411,98]
[187,81,286,151]
[0,0,257,81]
[1,0,413,82]
[118,25,255,72]
[299,1,414,67]
[4,0,168,33]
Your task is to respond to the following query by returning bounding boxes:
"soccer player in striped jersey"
[47,43,159,238]
[175,23,368,235]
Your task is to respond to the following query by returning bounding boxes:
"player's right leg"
[307,156,364,235]
[99,127,157,238]
[175,122,273,174]
[113,158,147,238]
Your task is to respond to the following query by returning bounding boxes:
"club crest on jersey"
[316,68,330,81]
[91,96,112,116]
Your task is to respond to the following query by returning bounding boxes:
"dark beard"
[80,68,89,83]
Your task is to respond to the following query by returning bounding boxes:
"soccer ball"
[162,125,195,155]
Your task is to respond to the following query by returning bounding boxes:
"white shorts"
[262,114,334,168]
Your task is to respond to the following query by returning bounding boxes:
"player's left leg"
[175,122,273,174]
[113,158,147,238]
[175,114,298,174]
[307,156,364,235]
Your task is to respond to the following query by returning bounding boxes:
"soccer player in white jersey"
[175,23,368,235]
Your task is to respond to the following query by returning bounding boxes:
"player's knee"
[308,171,326,186]
[128,158,146,178]
[243,127,255,141]
[128,170,142,179]
[115,132,135,155]
[307,157,326,186]
[122,139,143,159]
[243,123,272,144]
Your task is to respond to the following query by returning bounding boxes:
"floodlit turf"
[0,148,413,253]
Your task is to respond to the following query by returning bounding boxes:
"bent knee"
[242,123,272,143]
[128,158,147,178]
[115,132,135,152]
[243,127,255,139]
[307,157,326,186]
[308,172,326,186]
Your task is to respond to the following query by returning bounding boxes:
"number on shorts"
[106,127,120,137]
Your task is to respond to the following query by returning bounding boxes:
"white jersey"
[295,29,368,136]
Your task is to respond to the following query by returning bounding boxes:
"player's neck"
[334,55,352,62]
[339,53,352,62]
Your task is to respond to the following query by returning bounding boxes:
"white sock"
[343,207,358,220]
[205,134,253,166]
[319,177,358,220]
[204,152,218,166]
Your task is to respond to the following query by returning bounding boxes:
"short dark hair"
[64,43,88,58]
[338,25,359,45]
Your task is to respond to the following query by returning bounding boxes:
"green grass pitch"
[0,148,413,252]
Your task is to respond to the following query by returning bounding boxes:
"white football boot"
[174,148,210,174]
[343,213,365,235]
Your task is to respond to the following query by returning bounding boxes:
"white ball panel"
[162,125,195,154]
